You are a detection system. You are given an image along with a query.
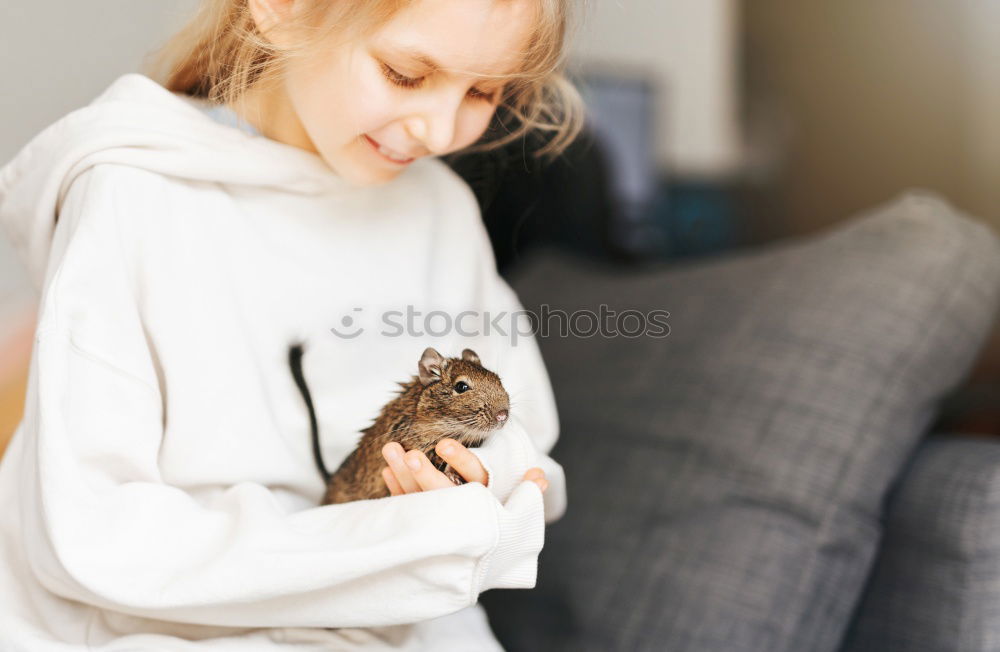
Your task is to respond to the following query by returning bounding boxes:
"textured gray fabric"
[839,435,1000,652]
[481,192,1000,652]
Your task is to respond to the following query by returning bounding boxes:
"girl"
[0,0,584,649]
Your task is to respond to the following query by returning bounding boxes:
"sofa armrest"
[840,434,1000,652]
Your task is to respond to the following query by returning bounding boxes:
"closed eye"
[381,63,423,89]
[380,62,498,102]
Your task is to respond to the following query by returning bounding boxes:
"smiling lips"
[364,134,416,165]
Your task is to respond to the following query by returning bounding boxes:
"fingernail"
[440,442,455,455]
[406,455,421,471]
[384,446,400,462]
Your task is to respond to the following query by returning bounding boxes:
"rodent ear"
[418,347,445,385]
[461,348,481,366]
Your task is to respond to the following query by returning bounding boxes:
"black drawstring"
[288,343,330,484]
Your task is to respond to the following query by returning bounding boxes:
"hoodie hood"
[0,73,350,289]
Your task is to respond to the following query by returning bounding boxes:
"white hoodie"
[0,73,566,651]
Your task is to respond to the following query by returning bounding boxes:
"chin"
[317,138,421,187]
[326,157,403,188]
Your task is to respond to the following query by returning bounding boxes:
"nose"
[495,409,508,423]
[404,95,461,155]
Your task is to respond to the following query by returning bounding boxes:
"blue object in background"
[575,68,741,261]
[650,179,741,258]
[574,70,664,259]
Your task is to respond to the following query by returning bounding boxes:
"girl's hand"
[380,439,548,496]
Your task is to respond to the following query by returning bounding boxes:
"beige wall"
[571,0,742,176]
[0,1,199,164]
[961,0,1000,223]
[743,0,1000,239]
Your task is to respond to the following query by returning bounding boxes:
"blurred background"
[2,0,999,454]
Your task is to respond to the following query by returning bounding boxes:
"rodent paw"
[442,464,467,486]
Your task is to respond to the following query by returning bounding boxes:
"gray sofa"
[480,191,1000,652]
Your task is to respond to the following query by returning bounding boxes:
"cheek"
[349,67,402,130]
[452,104,498,151]
[289,53,395,142]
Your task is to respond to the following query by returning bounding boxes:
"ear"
[418,348,446,385]
[461,348,481,366]
[247,0,298,46]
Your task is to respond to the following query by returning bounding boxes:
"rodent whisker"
[507,393,540,408]
[451,414,490,428]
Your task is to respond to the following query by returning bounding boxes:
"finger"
[522,467,548,492]
[404,450,456,492]
[383,442,420,494]
[435,438,489,485]
[523,467,544,481]
[382,466,404,496]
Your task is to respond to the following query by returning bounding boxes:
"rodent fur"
[289,344,510,505]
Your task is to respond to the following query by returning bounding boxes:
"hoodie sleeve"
[445,171,568,524]
[18,165,545,629]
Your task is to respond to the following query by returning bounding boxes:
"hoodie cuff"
[475,481,545,591]
[470,422,536,504]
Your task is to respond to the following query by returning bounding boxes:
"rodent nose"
[496,409,508,423]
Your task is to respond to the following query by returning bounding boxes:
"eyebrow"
[398,48,443,72]
[393,47,516,81]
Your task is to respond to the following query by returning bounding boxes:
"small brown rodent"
[288,345,511,505]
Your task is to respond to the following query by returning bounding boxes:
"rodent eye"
[453,381,470,394]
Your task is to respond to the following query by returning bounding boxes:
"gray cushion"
[839,435,1000,652]
[481,191,1000,651]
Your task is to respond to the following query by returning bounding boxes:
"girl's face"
[247,0,535,187]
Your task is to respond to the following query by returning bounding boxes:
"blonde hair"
[145,0,586,160]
